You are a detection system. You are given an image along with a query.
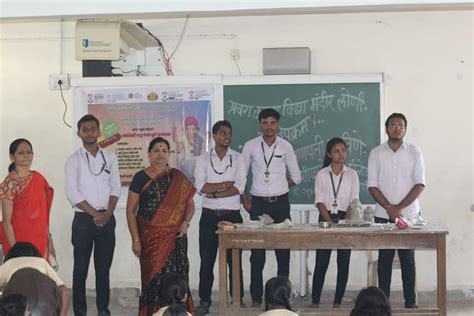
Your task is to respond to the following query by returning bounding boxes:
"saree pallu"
[0,171,54,258]
[137,169,196,316]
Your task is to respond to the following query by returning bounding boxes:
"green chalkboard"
[224,82,381,204]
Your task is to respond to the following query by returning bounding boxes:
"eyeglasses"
[388,124,405,130]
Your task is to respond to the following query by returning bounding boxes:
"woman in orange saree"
[1,138,54,258]
[126,137,196,316]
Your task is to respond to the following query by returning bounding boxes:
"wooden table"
[217,223,448,315]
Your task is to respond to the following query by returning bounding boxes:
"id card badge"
[264,170,270,183]
[330,200,339,215]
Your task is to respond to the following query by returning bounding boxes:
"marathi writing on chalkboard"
[224,83,380,204]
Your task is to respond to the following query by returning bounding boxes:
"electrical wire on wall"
[163,15,189,75]
[137,16,189,76]
[232,55,242,76]
[58,81,72,128]
[112,66,149,76]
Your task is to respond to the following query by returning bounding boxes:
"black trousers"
[375,216,416,306]
[71,212,116,315]
[198,208,244,306]
[249,194,291,304]
[312,211,351,304]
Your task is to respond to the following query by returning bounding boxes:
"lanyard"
[260,142,276,172]
[85,150,107,176]
[329,171,344,199]
[210,149,232,175]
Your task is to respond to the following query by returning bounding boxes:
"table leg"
[299,210,310,296]
[437,235,447,316]
[232,249,240,308]
[219,242,228,315]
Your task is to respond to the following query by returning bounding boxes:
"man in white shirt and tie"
[65,114,121,316]
[367,112,425,309]
[242,108,302,307]
[194,120,247,315]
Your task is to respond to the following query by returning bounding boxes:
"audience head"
[162,303,188,316]
[323,137,347,168]
[8,138,33,173]
[4,242,42,262]
[0,293,29,316]
[158,273,188,306]
[264,276,293,311]
[350,286,391,316]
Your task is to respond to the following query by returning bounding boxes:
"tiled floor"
[72,289,474,315]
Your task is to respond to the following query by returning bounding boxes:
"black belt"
[202,208,239,216]
[253,193,287,203]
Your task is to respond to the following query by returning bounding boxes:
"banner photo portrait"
[81,86,212,186]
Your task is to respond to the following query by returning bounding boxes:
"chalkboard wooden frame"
[222,74,384,207]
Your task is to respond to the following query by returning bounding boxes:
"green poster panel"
[224,82,381,204]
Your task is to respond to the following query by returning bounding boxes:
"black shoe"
[405,303,418,309]
[251,301,261,308]
[196,303,210,315]
[98,310,111,316]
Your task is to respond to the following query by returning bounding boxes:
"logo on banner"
[82,39,89,48]
[147,92,158,101]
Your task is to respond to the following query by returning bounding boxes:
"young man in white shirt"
[65,114,121,316]
[242,108,302,307]
[194,120,247,315]
[367,113,425,309]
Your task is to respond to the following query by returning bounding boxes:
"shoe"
[251,301,261,308]
[405,303,418,309]
[196,303,210,315]
[309,303,320,308]
[98,310,111,316]
[231,301,246,307]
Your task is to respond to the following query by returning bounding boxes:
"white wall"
[0,9,472,293]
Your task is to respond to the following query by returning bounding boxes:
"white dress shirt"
[367,141,425,219]
[65,146,121,211]
[314,165,360,213]
[242,136,301,197]
[194,148,246,210]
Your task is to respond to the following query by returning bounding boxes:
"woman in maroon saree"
[126,137,196,316]
[1,138,54,259]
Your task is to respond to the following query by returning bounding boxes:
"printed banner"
[82,86,212,185]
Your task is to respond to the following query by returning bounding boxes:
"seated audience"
[0,293,29,316]
[350,286,391,316]
[153,273,191,316]
[162,303,189,316]
[259,276,298,316]
[0,242,70,316]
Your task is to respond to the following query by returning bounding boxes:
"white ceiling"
[0,0,472,20]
